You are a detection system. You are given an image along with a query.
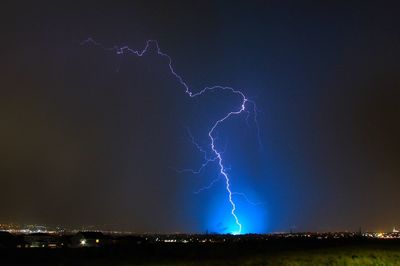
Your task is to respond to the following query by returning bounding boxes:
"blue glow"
[205,186,267,234]
[81,38,261,234]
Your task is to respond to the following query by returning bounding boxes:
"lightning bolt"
[81,38,260,234]
[172,128,218,175]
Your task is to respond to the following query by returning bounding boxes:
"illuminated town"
[1,223,400,249]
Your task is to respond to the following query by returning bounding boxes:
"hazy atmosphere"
[1,1,399,234]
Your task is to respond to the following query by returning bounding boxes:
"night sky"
[1,1,399,233]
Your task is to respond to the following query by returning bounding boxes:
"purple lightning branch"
[172,128,218,175]
[194,176,222,194]
[81,38,260,234]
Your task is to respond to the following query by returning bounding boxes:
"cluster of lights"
[364,232,400,239]
[80,239,100,246]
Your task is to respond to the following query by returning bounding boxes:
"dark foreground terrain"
[1,238,400,266]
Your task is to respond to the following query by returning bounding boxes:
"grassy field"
[179,247,400,266]
[1,241,400,265]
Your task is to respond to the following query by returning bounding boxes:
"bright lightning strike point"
[81,38,261,234]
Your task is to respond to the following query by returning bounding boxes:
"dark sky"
[1,1,399,233]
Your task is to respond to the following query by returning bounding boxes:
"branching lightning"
[232,192,266,206]
[194,176,222,194]
[81,38,260,234]
[173,128,218,175]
